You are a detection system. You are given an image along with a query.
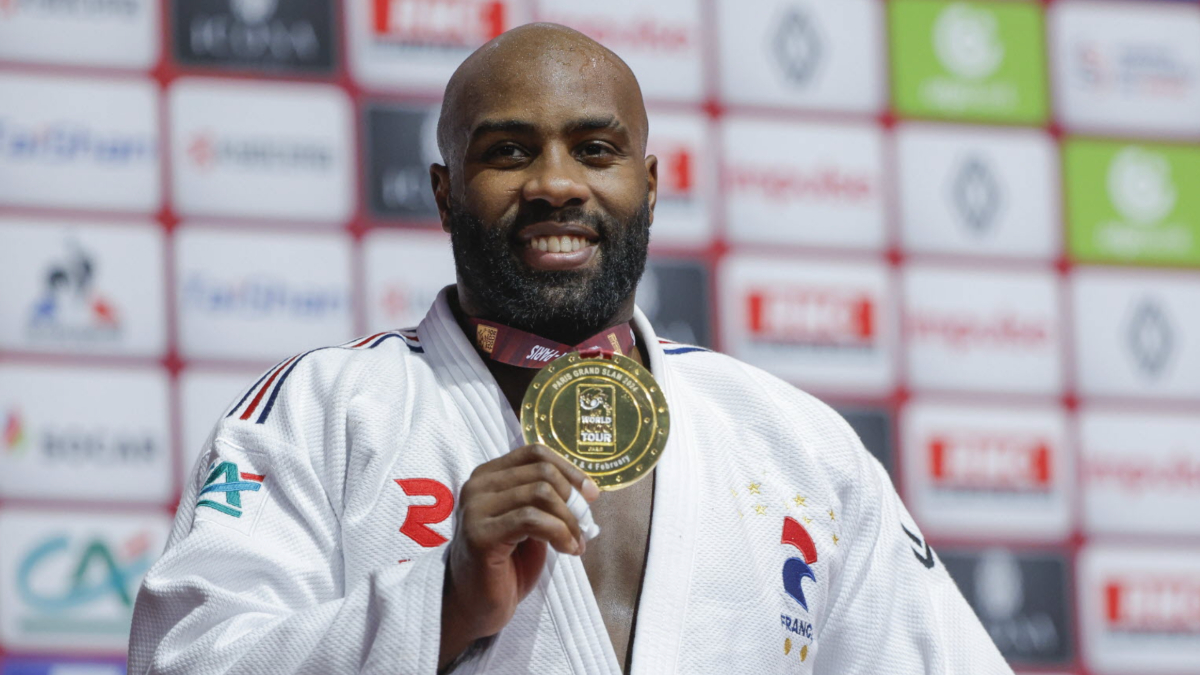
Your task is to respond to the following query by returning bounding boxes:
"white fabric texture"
[128,287,1013,674]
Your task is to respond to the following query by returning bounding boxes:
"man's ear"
[430,164,452,233]
[644,154,658,225]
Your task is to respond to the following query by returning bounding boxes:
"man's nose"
[521,146,590,208]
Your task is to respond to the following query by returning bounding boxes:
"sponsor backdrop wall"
[1,0,1198,672]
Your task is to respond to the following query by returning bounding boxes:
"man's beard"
[448,198,651,344]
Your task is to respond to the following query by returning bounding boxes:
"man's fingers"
[469,462,576,504]
[487,506,580,555]
[479,481,583,543]
[506,445,600,501]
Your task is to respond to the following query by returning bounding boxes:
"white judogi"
[129,287,1012,675]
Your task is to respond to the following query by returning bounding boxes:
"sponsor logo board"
[172,0,336,74]
[363,229,456,331]
[1081,408,1200,538]
[1079,544,1200,674]
[1065,140,1200,267]
[896,124,1057,259]
[348,0,528,92]
[903,401,1071,540]
[717,0,884,112]
[0,218,165,357]
[179,369,261,488]
[904,266,1062,395]
[0,73,159,213]
[170,78,353,223]
[1051,1,1200,137]
[722,118,886,250]
[175,226,354,361]
[889,0,1048,124]
[1072,268,1200,400]
[364,104,443,221]
[941,548,1073,666]
[533,0,703,103]
[645,111,714,246]
[0,0,157,68]
[719,254,894,394]
[636,257,712,348]
[0,508,171,652]
[0,364,171,504]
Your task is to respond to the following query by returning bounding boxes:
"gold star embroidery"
[832,533,839,546]
[793,494,806,507]
[784,637,792,655]
[828,508,836,521]
[748,482,762,495]
[803,516,813,525]
[737,509,744,519]
[800,644,808,662]
[753,504,767,515]
[730,487,738,497]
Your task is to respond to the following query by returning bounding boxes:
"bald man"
[129,24,1012,675]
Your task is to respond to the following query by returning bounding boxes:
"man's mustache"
[507,205,613,240]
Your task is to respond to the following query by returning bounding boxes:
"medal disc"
[521,351,669,491]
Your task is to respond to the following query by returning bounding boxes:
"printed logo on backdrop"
[1,405,158,470]
[0,112,156,169]
[941,549,1072,666]
[24,239,121,345]
[771,6,822,87]
[889,0,1047,123]
[174,0,335,73]
[371,0,508,50]
[1103,574,1200,638]
[1126,298,1174,379]
[0,0,156,69]
[181,272,349,322]
[14,529,155,638]
[366,104,442,220]
[747,287,877,354]
[635,259,711,348]
[1066,140,1200,266]
[950,155,1002,236]
[928,432,1053,495]
[186,130,333,175]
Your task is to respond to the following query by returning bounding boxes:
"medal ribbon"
[470,318,636,369]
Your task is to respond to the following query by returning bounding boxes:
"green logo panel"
[889,0,1048,124]
[1066,140,1200,267]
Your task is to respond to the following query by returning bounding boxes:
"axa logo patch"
[781,516,819,611]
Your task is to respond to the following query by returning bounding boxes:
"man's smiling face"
[432,24,658,343]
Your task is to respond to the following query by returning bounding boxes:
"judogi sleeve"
[127,370,446,674]
[815,424,1014,675]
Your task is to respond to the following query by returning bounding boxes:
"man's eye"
[489,144,528,160]
[578,142,615,158]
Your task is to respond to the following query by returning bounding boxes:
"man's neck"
[447,288,646,413]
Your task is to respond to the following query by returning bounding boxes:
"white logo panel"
[902,400,1072,540]
[0,364,171,504]
[1051,1,1200,137]
[1072,268,1200,401]
[723,118,886,250]
[1080,408,1200,538]
[180,368,262,488]
[0,218,165,357]
[904,266,1063,395]
[169,78,353,223]
[175,226,354,362]
[363,229,456,332]
[896,124,1057,259]
[719,254,895,394]
[934,3,1005,81]
[533,0,703,103]
[1079,544,1200,674]
[0,0,158,68]
[0,508,171,652]
[646,111,714,247]
[0,73,160,213]
[348,0,530,92]
[717,0,884,112]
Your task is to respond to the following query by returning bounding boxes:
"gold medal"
[521,351,669,490]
